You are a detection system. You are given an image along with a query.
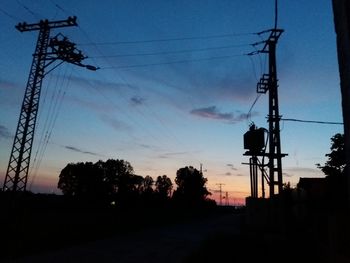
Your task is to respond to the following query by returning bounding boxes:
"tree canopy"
[58,159,136,198]
[173,166,210,205]
[58,160,215,208]
[155,175,173,199]
[140,175,154,195]
[316,133,347,206]
[58,162,102,196]
[317,133,346,177]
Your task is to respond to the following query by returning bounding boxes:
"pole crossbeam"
[259,29,284,53]
[3,17,81,192]
[15,16,77,32]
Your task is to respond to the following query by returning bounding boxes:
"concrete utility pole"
[259,29,286,196]
[3,17,94,192]
[246,29,287,198]
[332,0,350,206]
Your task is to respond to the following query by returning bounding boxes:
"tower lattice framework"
[3,17,80,192]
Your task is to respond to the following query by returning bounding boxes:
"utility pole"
[225,191,229,206]
[254,29,287,197]
[3,17,95,192]
[332,0,350,207]
[216,183,225,205]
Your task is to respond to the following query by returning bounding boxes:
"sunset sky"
[0,0,343,204]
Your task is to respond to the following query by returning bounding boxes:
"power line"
[100,54,244,70]
[16,0,41,20]
[74,23,205,166]
[71,27,161,145]
[91,43,250,58]
[79,32,257,46]
[246,93,262,122]
[245,98,343,126]
[50,0,71,15]
[29,65,73,189]
[248,54,260,82]
[274,0,278,29]
[281,118,343,125]
[0,7,21,21]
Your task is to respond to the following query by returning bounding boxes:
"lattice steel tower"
[3,17,90,192]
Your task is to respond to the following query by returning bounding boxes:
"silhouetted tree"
[131,175,145,193]
[58,162,105,197]
[173,166,210,205]
[140,175,154,195]
[97,159,144,205]
[316,133,346,177]
[316,133,347,205]
[95,159,135,195]
[58,159,137,200]
[155,175,173,199]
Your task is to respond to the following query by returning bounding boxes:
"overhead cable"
[79,32,256,46]
[100,54,244,70]
[274,0,278,29]
[0,7,20,21]
[16,0,41,20]
[281,118,343,125]
[91,43,250,58]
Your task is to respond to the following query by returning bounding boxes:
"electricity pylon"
[3,17,96,192]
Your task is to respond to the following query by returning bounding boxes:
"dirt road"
[8,213,243,263]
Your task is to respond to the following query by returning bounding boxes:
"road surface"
[8,213,243,263]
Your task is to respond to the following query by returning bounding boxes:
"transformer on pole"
[243,124,269,198]
[3,17,95,192]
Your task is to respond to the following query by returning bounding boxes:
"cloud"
[0,79,23,106]
[285,167,320,173]
[130,96,146,106]
[138,143,153,149]
[226,164,238,171]
[221,172,245,177]
[190,106,256,123]
[215,74,256,101]
[283,172,294,177]
[63,145,100,156]
[70,96,114,112]
[190,106,233,121]
[283,167,322,178]
[137,143,161,152]
[0,79,20,90]
[130,60,257,113]
[158,151,190,159]
[100,115,131,131]
[167,61,257,103]
[0,125,12,139]
[69,75,138,93]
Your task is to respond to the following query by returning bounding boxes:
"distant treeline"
[57,159,215,208]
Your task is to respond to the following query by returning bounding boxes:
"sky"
[0,0,344,205]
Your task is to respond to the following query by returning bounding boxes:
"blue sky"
[0,0,343,203]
